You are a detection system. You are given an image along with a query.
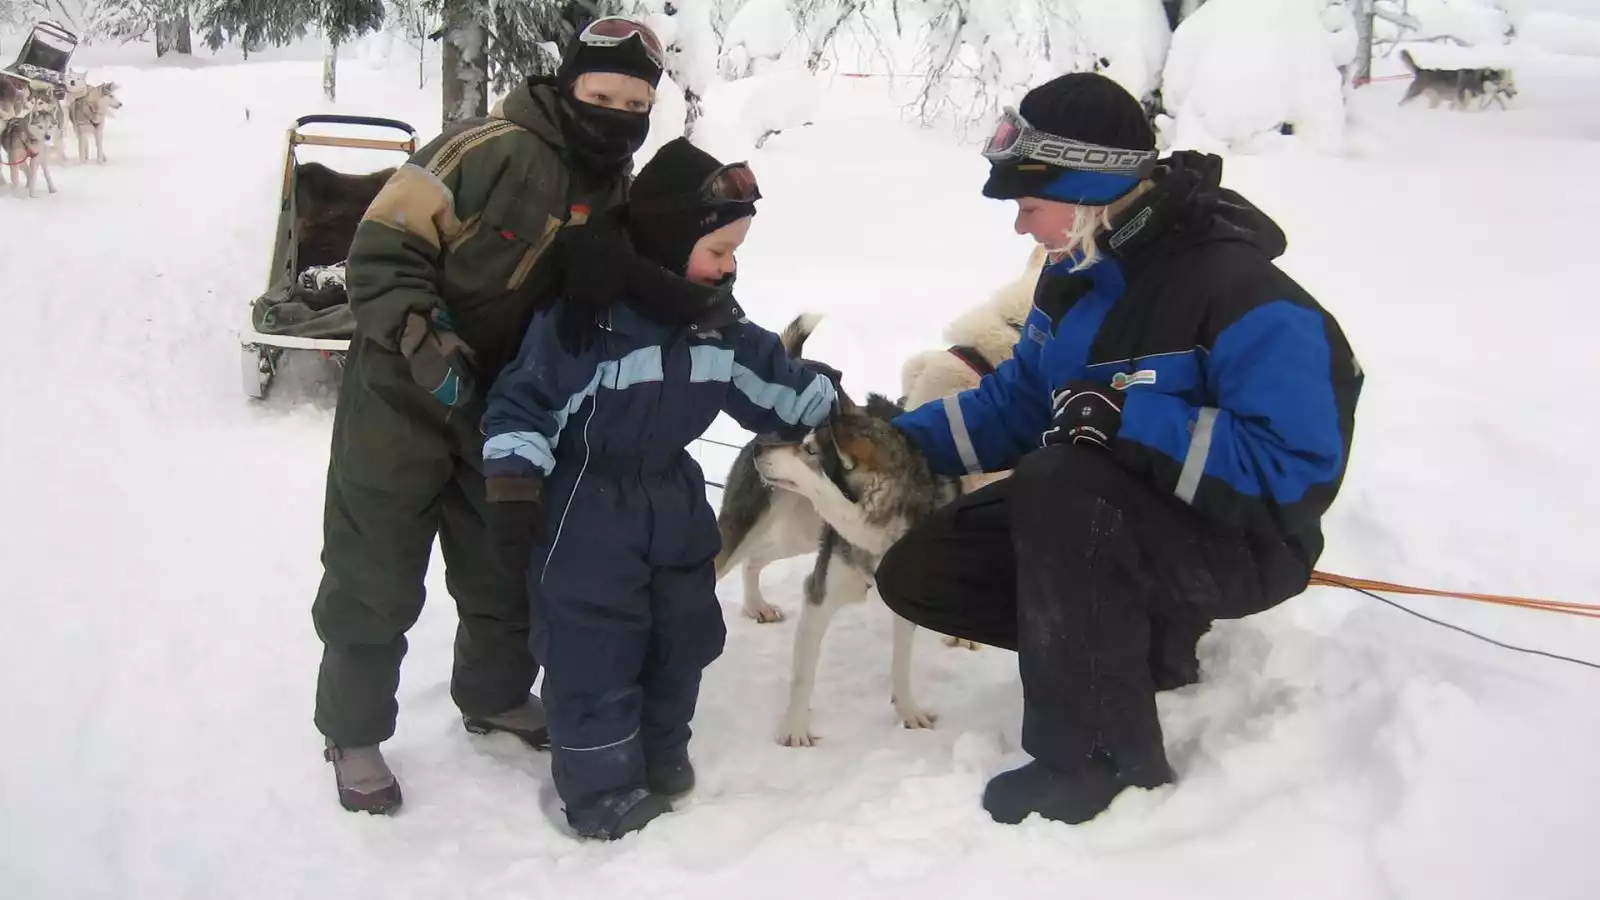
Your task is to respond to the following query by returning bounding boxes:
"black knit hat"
[983,72,1157,204]
[627,137,757,275]
[557,25,664,90]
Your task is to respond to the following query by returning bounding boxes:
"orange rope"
[1310,571,1600,619]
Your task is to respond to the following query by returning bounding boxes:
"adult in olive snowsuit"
[311,19,667,815]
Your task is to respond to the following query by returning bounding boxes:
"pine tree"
[198,0,314,58]
[91,1,196,58]
[439,0,576,128]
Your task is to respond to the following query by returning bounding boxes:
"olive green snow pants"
[312,337,536,748]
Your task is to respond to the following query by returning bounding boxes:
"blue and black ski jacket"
[894,152,1363,566]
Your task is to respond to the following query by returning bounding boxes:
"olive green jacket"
[344,82,629,379]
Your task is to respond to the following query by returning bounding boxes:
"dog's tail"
[781,313,823,357]
[1400,49,1419,74]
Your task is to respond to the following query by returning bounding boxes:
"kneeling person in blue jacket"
[481,138,838,839]
[881,74,1363,826]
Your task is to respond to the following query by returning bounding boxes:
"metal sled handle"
[294,114,417,136]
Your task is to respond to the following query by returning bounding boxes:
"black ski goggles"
[701,161,761,205]
[981,106,1157,178]
[578,17,667,70]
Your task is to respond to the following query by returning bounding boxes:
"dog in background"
[1399,48,1518,111]
[68,81,121,164]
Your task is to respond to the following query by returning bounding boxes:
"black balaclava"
[554,24,664,174]
[626,137,757,277]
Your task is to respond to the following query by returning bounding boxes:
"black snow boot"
[462,695,550,750]
[570,787,674,841]
[646,747,696,800]
[982,753,1171,826]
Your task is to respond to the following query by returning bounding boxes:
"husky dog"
[718,246,1041,629]
[715,315,962,745]
[753,380,960,746]
[1399,49,1518,111]
[3,108,57,197]
[69,81,120,164]
[0,78,28,126]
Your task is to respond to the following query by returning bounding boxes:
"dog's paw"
[743,600,786,624]
[942,635,981,651]
[893,698,938,730]
[776,718,819,747]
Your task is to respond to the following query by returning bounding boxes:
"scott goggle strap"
[982,106,1157,178]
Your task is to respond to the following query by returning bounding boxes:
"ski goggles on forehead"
[981,107,1157,178]
[578,16,666,69]
[702,161,761,205]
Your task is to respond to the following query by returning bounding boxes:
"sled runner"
[239,114,418,399]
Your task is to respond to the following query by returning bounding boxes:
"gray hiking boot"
[462,695,550,750]
[324,742,403,815]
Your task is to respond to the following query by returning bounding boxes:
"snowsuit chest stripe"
[482,345,667,475]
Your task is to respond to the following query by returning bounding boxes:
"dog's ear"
[833,385,860,416]
[823,425,857,472]
[829,420,889,474]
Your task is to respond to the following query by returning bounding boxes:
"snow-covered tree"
[198,0,313,57]
[439,0,576,128]
[1342,0,1372,88]
[612,0,859,137]
[92,1,196,57]
[320,0,385,101]
[10,0,85,32]
[903,0,1171,131]
[385,0,442,87]
[1,0,31,33]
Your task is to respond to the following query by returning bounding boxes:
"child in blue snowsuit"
[480,138,838,840]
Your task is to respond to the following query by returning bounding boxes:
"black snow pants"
[876,444,1310,780]
[531,451,726,835]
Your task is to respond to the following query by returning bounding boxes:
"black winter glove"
[399,310,477,409]
[800,358,845,396]
[1042,380,1124,450]
[485,475,547,575]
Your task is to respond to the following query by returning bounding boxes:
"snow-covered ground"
[3,25,1599,900]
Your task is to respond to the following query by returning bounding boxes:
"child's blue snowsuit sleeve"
[717,321,838,440]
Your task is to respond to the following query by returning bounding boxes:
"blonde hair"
[1053,181,1155,272]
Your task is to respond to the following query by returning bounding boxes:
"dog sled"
[240,114,418,399]
[2,20,78,88]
